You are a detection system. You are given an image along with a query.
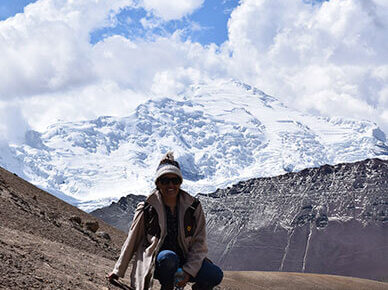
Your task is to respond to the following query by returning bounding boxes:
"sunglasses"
[158,176,181,185]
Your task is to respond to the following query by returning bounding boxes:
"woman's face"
[156,173,181,200]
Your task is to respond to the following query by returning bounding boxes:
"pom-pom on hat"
[155,152,183,184]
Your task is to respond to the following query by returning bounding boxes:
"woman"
[107,152,223,290]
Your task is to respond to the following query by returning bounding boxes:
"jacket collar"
[146,189,196,235]
[146,188,195,210]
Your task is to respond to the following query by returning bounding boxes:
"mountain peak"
[2,80,388,210]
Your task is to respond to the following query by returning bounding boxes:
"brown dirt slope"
[1,166,387,289]
[223,272,388,290]
[0,166,128,289]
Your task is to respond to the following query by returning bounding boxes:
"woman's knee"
[156,250,180,271]
[212,265,223,286]
[207,264,223,286]
[194,259,223,287]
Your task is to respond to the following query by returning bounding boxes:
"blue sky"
[0,0,37,20]
[1,0,238,46]
[91,0,240,46]
[0,0,328,46]
[0,0,388,139]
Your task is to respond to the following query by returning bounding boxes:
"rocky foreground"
[1,165,387,289]
[0,165,126,289]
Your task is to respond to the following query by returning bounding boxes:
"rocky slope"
[91,194,146,234]
[200,158,388,281]
[92,158,388,282]
[0,165,128,289]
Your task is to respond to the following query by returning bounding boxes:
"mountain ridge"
[201,158,388,281]
[92,158,388,282]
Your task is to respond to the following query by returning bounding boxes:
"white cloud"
[20,81,146,131]
[150,67,203,97]
[0,0,226,138]
[1,0,388,143]
[0,102,30,144]
[90,32,226,94]
[140,0,204,21]
[225,0,388,133]
[0,0,132,99]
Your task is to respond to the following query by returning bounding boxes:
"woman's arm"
[110,202,146,278]
[182,202,208,278]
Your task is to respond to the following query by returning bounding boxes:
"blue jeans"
[154,250,223,289]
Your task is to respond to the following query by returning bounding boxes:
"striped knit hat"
[155,152,183,184]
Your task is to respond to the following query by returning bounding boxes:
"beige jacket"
[112,189,208,290]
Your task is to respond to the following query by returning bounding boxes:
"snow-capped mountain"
[1,79,388,211]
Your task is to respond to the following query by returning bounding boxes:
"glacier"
[1,79,388,211]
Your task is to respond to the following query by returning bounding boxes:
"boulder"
[96,231,111,240]
[69,216,82,225]
[84,221,99,233]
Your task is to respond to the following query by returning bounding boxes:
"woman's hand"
[106,272,119,282]
[176,271,191,288]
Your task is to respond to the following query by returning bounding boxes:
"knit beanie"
[155,152,183,184]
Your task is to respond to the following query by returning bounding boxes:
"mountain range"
[1,80,387,211]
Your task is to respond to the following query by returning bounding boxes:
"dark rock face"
[92,158,388,281]
[91,194,146,233]
[200,158,388,281]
